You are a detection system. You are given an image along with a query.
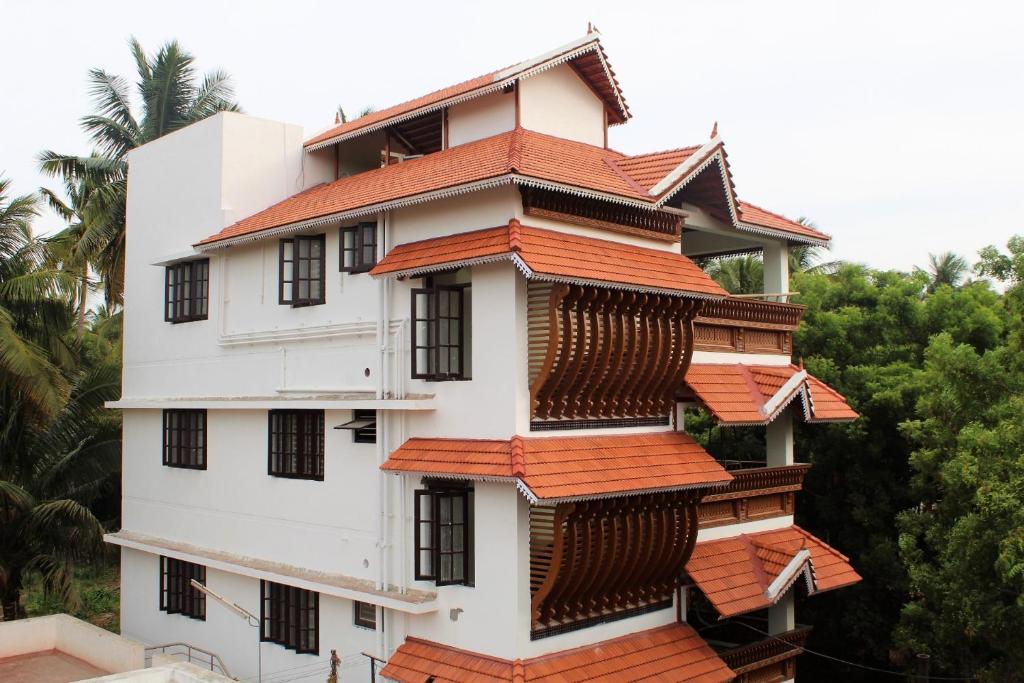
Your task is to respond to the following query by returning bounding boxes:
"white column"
[766,408,794,467]
[768,591,796,634]
[762,240,790,295]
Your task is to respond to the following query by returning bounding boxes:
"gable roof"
[683,363,859,425]
[738,201,831,242]
[380,431,733,503]
[685,525,861,618]
[304,33,630,151]
[380,622,734,683]
[369,220,728,298]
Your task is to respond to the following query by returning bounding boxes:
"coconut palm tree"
[0,178,73,417]
[703,254,764,295]
[927,251,969,291]
[0,361,119,619]
[39,39,241,305]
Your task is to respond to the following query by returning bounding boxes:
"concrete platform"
[0,649,109,683]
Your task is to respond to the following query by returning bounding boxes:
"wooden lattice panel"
[529,491,700,631]
[528,283,700,421]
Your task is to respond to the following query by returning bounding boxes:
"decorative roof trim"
[305,35,627,152]
[761,369,808,417]
[648,136,723,196]
[527,271,724,300]
[194,176,515,251]
[735,221,831,247]
[530,479,731,506]
[764,548,813,602]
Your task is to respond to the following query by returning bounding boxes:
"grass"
[21,561,120,633]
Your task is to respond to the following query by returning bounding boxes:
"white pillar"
[763,240,790,295]
[768,591,796,634]
[766,408,794,467]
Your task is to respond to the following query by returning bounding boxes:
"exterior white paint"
[0,614,145,674]
[115,51,805,674]
[447,91,516,147]
[696,515,795,542]
[518,64,606,147]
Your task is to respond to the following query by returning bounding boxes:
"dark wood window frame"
[159,556,206,620]
[411,279,469,381]
[268,410,325,481]
[260,580,319,654]
[339,222,377,273]
[162,410,207,470]
[279,235,326,307]
[414,482,473,586]
[164,259,210,323]
[353,601,377,630]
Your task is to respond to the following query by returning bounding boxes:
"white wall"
[447,91,516,148]
[120,549,377,682]
[519,64,606,147]
[0,614,144,673]
[123,409,378,579]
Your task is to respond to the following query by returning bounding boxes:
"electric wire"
[733,622,979,681]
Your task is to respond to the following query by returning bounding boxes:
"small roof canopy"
[381,622,734,682]
[683,364,859,426]
[381,431,733,504]
[369,220,727,298]
[686,525,862,618]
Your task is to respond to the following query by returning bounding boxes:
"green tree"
[39,39,240,305]
[0,178,73,417]
[926,251,969,291]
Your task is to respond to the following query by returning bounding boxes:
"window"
[334,409,376,444]
[162,410,207,469]
[261,581,319,654]
[340,223,377,273]
[411,278,470,381]
[160,557,206,620]
[268,410,324,480]
[353,601,377,630]
[164,259,209,323]
[279,235,326,307]
[414,483,473,586]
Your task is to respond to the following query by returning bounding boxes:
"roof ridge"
[618,144,704,162]
[508,127,525,172]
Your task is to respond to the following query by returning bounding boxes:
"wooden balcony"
[718,626,812,683]
[694,297,805,356]
[697,464,810,528]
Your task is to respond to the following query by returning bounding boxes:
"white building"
[108,31,860,682]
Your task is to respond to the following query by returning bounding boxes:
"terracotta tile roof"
[686,525,861,618]
[380,623,734,682]
[304,34,630,150]
[369,220,727,298]
[684,364,858,425]
[612,146,701,191]
[737,201,831,242]
[381,432,733,502]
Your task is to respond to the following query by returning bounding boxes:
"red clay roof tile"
[737,201,830,242]
[380,623,734,682]
[381,432,733,502]
[684,364,858,425]
[369,220,728,298]
[686,525,861,618]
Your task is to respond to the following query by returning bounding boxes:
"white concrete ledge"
[106,531,437,614]
[106,394,435,410]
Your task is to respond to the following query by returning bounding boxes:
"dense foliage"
[702,239,1024,681]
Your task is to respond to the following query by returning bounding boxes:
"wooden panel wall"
[528,283,700,421]
[529,491,700,632]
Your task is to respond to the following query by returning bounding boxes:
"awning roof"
[304,33,630,151]
[685,525,861,618]
[381,431,733,503]
[380,622,734,682]
[195,129,830,250]
[370,220,727,298]
[683,363,859,425]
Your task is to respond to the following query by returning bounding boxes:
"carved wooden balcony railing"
[529,491,700,636]
[521,186,682,242]
[697,464,810,528]
[694,297,806,356]
[719,626,812,683]
[528,282,700,423]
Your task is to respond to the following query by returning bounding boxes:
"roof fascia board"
[305,35,621,153]
[764,548,813,601]
[648,136,723,196]
[761,369,808,417]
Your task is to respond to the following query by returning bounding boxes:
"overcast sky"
[3,0,1022,272]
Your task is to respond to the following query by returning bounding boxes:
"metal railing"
[145,642,235,679]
